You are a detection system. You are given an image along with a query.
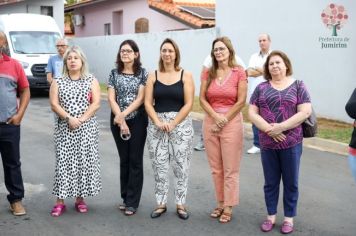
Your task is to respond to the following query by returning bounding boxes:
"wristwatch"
[65,115,70,122]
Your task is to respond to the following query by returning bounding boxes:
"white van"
[0,13,62,90]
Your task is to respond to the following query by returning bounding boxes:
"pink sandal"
[51,203,66,217]
[75,201,88,213]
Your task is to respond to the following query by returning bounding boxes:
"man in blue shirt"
[46,38,68,84]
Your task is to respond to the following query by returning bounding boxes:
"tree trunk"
[331,24,339,37]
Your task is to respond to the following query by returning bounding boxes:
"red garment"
[349,147,356,156]
[0,53,29,121]
[201,67,246,113]
[0,53,29,91]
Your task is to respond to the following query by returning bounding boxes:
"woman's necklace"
[69,73,80,81]
[217,68,231,85]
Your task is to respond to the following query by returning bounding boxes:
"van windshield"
[9,31,61,54]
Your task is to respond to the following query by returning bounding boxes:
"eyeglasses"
[56,45,67,48]
[120,49,134,54]
[213,47,227,53]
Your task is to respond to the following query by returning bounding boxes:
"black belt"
[0,122,8,125]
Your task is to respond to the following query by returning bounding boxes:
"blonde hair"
[62,45,90,77]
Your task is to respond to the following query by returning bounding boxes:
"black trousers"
[110,112,148,208]
[0,124,24,203]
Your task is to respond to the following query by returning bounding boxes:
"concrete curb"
[190,112,348,156]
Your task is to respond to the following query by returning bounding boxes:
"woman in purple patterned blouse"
[248,50,312,234]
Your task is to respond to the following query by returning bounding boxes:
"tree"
[65,0,81,6]
[321,3,348,37]
[64,0,80,34]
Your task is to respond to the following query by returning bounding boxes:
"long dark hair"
[116,39,142,75]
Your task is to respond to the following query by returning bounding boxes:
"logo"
[321,3,348,37]
[319,3,349,49]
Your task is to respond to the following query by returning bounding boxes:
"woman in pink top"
[199,36,247,223]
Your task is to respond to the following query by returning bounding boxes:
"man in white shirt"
[194,54,246,151]
[246,34,272,154]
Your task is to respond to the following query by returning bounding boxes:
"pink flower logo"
[321,3,348,36]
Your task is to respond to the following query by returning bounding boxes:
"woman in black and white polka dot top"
[49,45,102,217]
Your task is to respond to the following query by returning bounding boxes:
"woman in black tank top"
[145,38,195,220]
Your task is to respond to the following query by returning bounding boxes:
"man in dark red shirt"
[0,31,30,216]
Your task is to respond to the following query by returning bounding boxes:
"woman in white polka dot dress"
[49,46,102,217]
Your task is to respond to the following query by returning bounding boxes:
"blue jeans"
[261,143,302,217]
[348,154,356,183]
[252,124,260,148]
[0,124,24,203]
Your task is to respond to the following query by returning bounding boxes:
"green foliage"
[192,96,352,144]
[65,0,78,6]
[317,128,352,144]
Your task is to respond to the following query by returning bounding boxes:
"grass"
[316,118,352,144]
[193,96,352,144]
[100,83,107,92]
[101,83,352,144]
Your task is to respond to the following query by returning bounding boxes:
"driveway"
[0,96,354,236]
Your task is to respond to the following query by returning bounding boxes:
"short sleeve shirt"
[107,68,148,120]
[247,51,271,97]
[46,54,63,79]
[201,67,247,113]
[0,54,29,122]
[249,79,311,149]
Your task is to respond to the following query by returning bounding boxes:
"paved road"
[0,95,355,236]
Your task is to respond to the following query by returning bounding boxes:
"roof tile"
[147,0,215,28]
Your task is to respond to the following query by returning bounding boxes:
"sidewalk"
[190,112,349,156]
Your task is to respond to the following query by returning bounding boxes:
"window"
[10,31,60,54]
[135,18,149,33]
[104,23,111,35]
[41,6,53,17]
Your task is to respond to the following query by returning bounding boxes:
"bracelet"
[65,114,70,122]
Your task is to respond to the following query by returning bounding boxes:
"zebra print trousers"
[147,112,194,205]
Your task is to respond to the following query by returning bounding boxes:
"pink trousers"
[203,113,243,207]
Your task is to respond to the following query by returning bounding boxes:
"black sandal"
[176,207,189,220]
[150,206,167,218]
[124,207,136,216]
